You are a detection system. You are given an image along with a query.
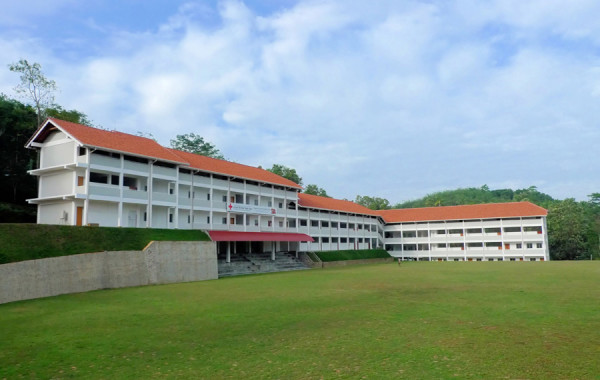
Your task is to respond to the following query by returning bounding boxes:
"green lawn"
[1,262,599,379]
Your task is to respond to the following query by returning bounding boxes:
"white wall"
[39,171,74,198]
[41,140,75,168]
[38,201,73,225]
[88,201,119,227]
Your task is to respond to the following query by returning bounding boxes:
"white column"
[226,242,231,263]
[271,242,276,261]
[117,154,124,227]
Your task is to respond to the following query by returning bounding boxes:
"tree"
[46,105,92,126]
[266,164,302,185]
[546,199,587,260]
[9,59,57,126]
[304,184,329,197]
[355,195,391,210]
[170,133,224,159]
[0,95,38,221]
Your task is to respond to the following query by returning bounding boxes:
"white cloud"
[1,0,599,202]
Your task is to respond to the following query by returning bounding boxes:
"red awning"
[208,230,314,242]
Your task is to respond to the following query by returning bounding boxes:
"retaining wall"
[0,241,217,304]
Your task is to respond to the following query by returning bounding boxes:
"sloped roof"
[298,193,378,216]
[28,118,301,189]
[168,149,301,189]
[376,202,547,223]
[30,118,186,163]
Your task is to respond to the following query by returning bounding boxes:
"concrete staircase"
[217,252,310,277]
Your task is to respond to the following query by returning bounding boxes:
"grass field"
[1,262,599,379]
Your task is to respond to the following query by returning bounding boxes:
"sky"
[1,0,599,204]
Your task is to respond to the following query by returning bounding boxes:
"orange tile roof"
[30,118,301,189]
[168,149,301,189]
[42,118,186,163]
[298,193,378,215]
[376,202,547,223]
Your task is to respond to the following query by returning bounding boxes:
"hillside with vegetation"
[389,185,600,261]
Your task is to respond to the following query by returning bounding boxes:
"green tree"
[266,164,302,185]
[170,133,224,159]
[304,184,329,197]
[0,95,37,221]
[46,105,92,126]
[9,59,57,126]
[547,199,587,260]
[355,195,391,210]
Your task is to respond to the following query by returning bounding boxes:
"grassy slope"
[315,248,391,262]
[1,262,598,379]
[0,224,209,264]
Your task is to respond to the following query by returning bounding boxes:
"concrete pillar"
[271,242,276,261]
[226,242,231,263]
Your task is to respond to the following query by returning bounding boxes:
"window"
[110,175,119,185]
[278,221,283,227]
[207,193,211,201]
[187,215,191,223]
[278,202,283,208]
[332,237,338,243]
[527,243,533,249]
[311,220,319,227]
[322,237,329,243]
[169,214,173,223]
[77,176,84,186]
[207,216,210,224]
[516,243,522,249]
[89,172,108,184]
[230,217,235,224]
[340,222,347,229]
[143,212,147,222]
[504,227,521,233]
[222,195,227,202]
[254,199,258,205]
[341,237,347,243]
[123,177,136,189]
[331,222,338,229]
[349,223,355,229]
[268,201,272,207]
[485,227,501,235]
[322,221,329,228]
[222,217,227,224]
[417,230,428,237]
[300,219,307,227]
[78,147,86,156]
[268,220,272,227]
[255,219,259,226]
[536,243,543,248]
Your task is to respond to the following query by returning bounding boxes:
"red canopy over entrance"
[208,230,314,242]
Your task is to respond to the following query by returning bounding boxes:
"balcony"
[152,192,176,203]
[123,188,147,201]
[89,183,119,197]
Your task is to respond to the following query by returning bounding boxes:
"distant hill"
[394,185,555,209]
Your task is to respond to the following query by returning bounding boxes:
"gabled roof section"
[298,193,378,216]
[29,118,186,164]
[26,118,302,189]
[376,202,548,223]
[168,149,302,189]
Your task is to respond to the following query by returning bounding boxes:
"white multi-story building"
[378,204,549,261]
[26,118,548,261]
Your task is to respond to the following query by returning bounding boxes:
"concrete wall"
[0,241,217,304]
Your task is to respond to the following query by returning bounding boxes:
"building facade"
[26,118,549,261]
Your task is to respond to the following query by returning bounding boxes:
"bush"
[315,249,391,262]
[0,224,209,264]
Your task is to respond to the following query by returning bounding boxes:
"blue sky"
[1,0,599,203]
